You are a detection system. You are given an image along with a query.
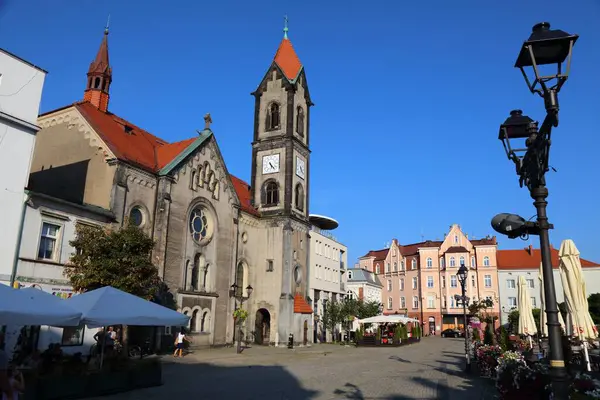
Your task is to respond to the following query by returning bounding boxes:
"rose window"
[189,207,209,242]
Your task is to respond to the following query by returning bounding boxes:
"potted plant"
[495,351,551,399]
[475,344,503,378]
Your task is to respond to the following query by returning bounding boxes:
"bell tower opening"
[83,23,112,112]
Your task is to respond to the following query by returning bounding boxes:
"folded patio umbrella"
[518,275,537,347]
[64,286,189,328]
[0,284,82,326]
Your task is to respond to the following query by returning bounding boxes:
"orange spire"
[273,16,303,82]
[83,23,112,112]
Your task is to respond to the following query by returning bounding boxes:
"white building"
[0,48,46,286]
[6,190,115,355]
[308,215,348,343]
[346,267,383,304]
[497,245,600,325]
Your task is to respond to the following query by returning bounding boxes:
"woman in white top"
[173,328,191,358]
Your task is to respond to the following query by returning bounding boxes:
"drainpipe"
[10,191,30,288]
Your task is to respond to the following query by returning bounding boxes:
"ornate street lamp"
[455,263,471,372]
[494,22,578,398]
[230,283,253,354]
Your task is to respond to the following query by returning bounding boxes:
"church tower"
[83,25,112,112]
[250,19,313,222]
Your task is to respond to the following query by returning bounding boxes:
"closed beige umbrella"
[538,262,566,337]
[518,275,537,347]
[559,239,598,371]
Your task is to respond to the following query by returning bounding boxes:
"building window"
[526,279,535,289]
[440,258,445,269]
[294,184,304,211]
[450,276,457,288]
[400,297,406,308]
[189,207,211,243]
[459,256,465,266]
[129,206,145,227]
[450,296,455,308]
[61,324,85,346]
[400,260,405,271]
[387,280,392,292]
[348,270,353,279]
[261,180,280,206]
[508,297,517,307]
[449,257,456,267]
[235,263,245,297]
[399,278,404,291]
[393,262,397,271]
[426,257,433,269]
[385,263,390,273]
[471,256,476,267]
[266,102,280,131]
[427,276,434,288]
[507,279,516,289]
[443,297,447,308]
[387,297,393,310]
[38,222,61,261]
[454,235,459,244]
[412,277,418,289]
[296,106,304,136]
[531,297,537,307]
[484,275,492,288]
[471,275,476,288]
[412,296,419,309]
[483,256,490,267]
[375,264,380,274]
[267,259,274,272]
[411,259,417,270]
[441,276,446,288]
[392,248,396,256]
[427,296,435,309]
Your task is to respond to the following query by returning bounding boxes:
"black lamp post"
[230,283,253,354]
[495,22,578,398]
[455,263,470,372]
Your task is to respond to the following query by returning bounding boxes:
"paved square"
[98,337,496,399]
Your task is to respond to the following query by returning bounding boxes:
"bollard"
[288,333,294,349]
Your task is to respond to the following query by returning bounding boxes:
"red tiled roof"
[75,102,195,172]
[445,246,469,254]
[230,176,259,217]
[294,294,313,314]
[471,237,497,246]
[497,246,600,270]
[273,38,303,81]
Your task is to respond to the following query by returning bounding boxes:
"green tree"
[508,309,519,334]
[357,300,382,319]
[66,224,163,299]
[588,293,600,324]
[468,298,496,323]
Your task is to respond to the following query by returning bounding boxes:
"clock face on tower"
[262,154,280,174]
[296,156,305,179]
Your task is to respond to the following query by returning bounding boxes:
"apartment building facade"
[358,224,500,334]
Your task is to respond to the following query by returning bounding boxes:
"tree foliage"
[588,293,600,324]
[65,223,164,301]
[468,298,496,323]
[322,298,382,332]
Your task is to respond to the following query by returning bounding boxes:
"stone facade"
[22,28,315,347]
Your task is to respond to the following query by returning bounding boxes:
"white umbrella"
[518,275,537,348]
[538,262,566,337]
[0,284,82,326]
[559,239,598,371]
[64,286,189,327]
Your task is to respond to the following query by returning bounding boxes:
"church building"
[26,23,314,347]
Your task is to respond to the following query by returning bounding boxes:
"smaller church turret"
[83,23,112,112]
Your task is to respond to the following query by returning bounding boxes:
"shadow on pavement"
[99,360,320,399]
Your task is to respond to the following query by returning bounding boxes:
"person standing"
[173,328,192,358]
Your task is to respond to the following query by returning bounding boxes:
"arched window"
[393,262,397,271]
[450,257,456,267]
[235,262,244,298]
[483,256,490,267]
[296,107,305,136]
[295,184,304,211]
[94,77,101,89]
[426,257,433,268]
[190,170,197,190]
[266,103,280,131]
[203,264,210,290]
[261,180,279,206]
[190,309,198,332]
[459,256,465,266]
[201,310,209,332]
[191,254,201,291]
[400,260,405,271]
[375,264,380,274]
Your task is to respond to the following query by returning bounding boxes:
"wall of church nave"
[179,294,216,345]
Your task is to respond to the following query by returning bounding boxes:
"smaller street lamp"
[230,283,253,354]
[456,263,471,372]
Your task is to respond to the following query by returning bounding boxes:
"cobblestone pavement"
[97,337,497,400]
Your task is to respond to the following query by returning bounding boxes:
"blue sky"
[1,0,599,264]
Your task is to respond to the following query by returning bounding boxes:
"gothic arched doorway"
[255,309,271,345]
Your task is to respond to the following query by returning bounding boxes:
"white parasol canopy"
[538,262,566,337]
[358,315,418,324]
[0,284,82,326]
[517,275,537,337]
[559,240,598,340]
[64,286,189,328]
